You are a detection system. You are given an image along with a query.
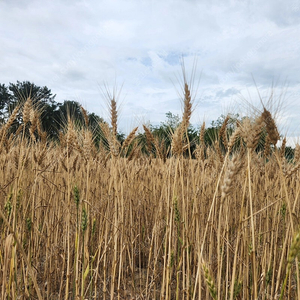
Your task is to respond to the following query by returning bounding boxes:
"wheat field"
[1,84,300,300]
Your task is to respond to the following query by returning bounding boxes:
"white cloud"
[0,0,299,138]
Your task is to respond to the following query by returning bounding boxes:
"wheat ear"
[171,125,183,157]
[219,115,229,150]
[110,98,118,137]
[262,108,280,145]
[280,137,287,159]
[143,125,155,155]
[182,82,192,130]
[121,126,138,153]
[4,104,20,131]
[23,97,32,125]
[80,105,89,127]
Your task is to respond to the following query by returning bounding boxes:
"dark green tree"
[0,82,108,143]
[57,100,86,126]
[7,81,56,110]
[41,101,60,140]
[0,81,57,131]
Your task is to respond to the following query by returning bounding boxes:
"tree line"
[0,81,104,141]
[0,81,294,159]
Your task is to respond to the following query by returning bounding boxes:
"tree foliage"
[0,81,105,141]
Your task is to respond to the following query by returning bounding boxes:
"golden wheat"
[0,93,299,300]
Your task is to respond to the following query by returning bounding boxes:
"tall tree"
[8,81,56,106]
[57,100,86,126]
[0,81,57,138]
[0,81,56,119]
[0,81,111,144]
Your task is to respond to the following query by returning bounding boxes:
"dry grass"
[0,97,300,300]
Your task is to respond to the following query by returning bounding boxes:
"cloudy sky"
[1,0,300,142]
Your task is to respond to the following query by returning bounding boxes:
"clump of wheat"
[239,115,264,149]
